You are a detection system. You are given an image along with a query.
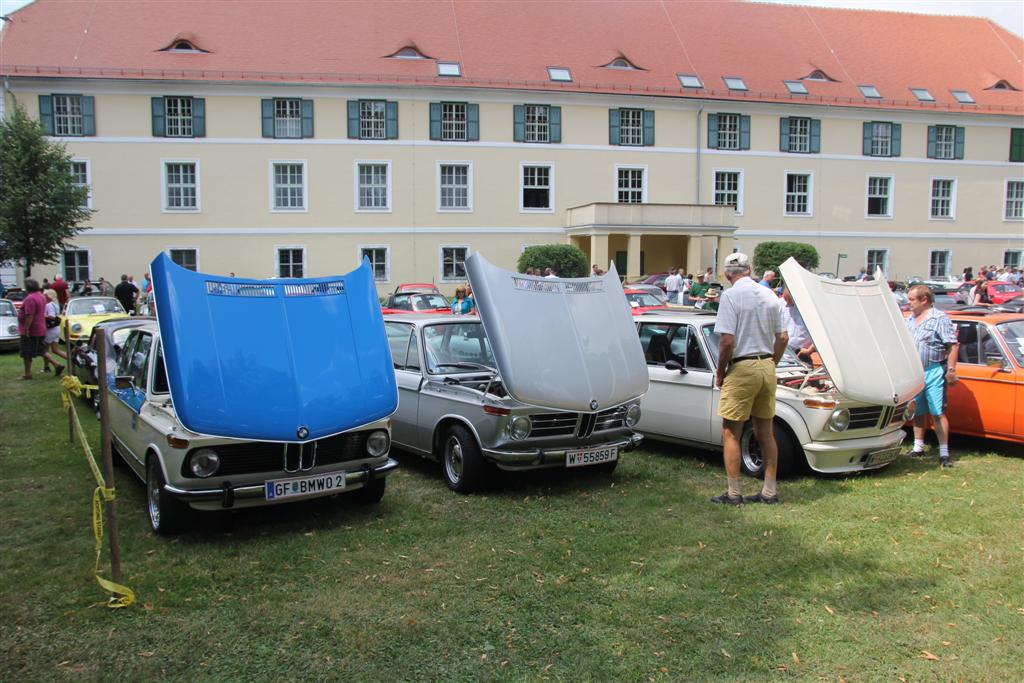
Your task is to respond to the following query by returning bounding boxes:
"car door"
[948,321,1017,438]
[637,322,714,443]
[385,321,423,450]
[109,331,152,460]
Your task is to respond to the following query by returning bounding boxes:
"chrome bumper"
[482,433,643,470]
[162,458,399,507]
[802,430,906,473]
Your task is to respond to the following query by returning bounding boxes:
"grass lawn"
[1,351,1021,681]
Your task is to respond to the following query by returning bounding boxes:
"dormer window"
[547,67,572,82]
[386,45,431,60]
[802,69,838,82]
[951,90,975,104]
[910,88,934,102]
[723,77,747,91]
[437,62,461,77]
[784,80,808,94]
[159,38,208,53]
[678,74,703,89]
[603,57,640,70]
[987,79,1019,91]
[858,84,882,99]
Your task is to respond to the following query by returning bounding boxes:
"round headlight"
[828,408,851,432]
[509,415,532,440]
[6,323,15,335]
[625,404,642,427]
[366,430,390,457]
[189,448,220,478]
[71,322,83,332]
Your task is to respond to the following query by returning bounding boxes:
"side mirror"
[114,375,135,390]
[664,360,687,374]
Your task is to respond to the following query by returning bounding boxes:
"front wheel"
[739,420,799,479]
[146,456,190,535]
[441,424,486,494]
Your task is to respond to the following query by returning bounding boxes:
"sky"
[1,0,1021,37]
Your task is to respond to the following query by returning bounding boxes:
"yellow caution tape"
[62,384,135,609]
[60,374,99,405]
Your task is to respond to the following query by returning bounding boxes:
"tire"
[739,420,799,479]
[441,424,486,493]
[351,476,386,504]
[146,456,190,535]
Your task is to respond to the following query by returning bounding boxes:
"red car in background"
[381,290,452,315]
[624,289,669,315]
[393,283,441,295]
[628,273,669,292]
[985,282,1023,305]
[3,288,27,311]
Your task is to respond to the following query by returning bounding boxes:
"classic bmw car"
[635,259,925,477]
[108,255,399,534]
[384,254,649,493]
[624,288,669,315]
[0,299,18,351]
[70,317,155,412]
[61,296,131,344]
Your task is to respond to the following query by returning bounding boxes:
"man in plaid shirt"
[905,285,960,467]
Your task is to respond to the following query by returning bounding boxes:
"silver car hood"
[779,258,924,405]
[466,253,649,412]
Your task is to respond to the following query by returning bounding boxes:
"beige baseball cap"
[723,252,750,268]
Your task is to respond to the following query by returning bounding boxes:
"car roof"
[383,313,478,325]
[945,310,1024,323]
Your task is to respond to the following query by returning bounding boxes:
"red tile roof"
[2,0,1021,115]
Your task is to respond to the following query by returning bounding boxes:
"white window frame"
[614,164,648,204]
[353,160,392,213]
[62,247,92,282]
[436,161,473,213]
[716,113,741,151]
[712,168,744,216]
[441,103,468,141]
[783,171,814,217]
[524,104,550,143]
[274,245,306,279]
[869,122,893,157]
[928,177,957,221]
[160,158,201,213]
[53,94,84,136]
[519,162,555,213]
[439,244,470,283]
[618,108,644,146]
[359,100,387,140]
[1004,178,1024,221]
[933,125,956,160]
[865,248,890,277]
[787,117,811,153]
[70,157,92,209]
[274,98,302,139]
[166,246,200,272]
[268,160,309,213]
[928,249,952,279]
[357,244,391,283]
[164,96,194,138]
[1003,249,1023,269]
[865,174,894,219]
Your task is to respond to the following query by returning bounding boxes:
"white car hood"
[779,258,924,405]
[466,253,649,412]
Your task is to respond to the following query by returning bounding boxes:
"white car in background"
[0,299,19,351]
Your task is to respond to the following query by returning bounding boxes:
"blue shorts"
[914,363,948,416]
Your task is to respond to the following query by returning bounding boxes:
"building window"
[930,178,955,219]
[1006,180,1024,220]
[271,162,307,211]
[1011,129,1024,162]
[274,99,302,138]
[863,122,901,157]
[165,97,194,137]
[618,108,644,146]
[714,113,742,150]
[360,101,387,140]
[53,95,84,136]
[521,164,553,211]
[442,103,467,141]
[359,246,390,282]
[866,176,892,218]
[1004,250,1023,269]
[784,173,812,215]
[63,249,89,282]
[169,248,198,271]
[356,162,391,211]
[866,249,889,276]
[441,246,469,282]
[525,105,550,143]
[713,170,742,214]
[785,117,811,153]
[723,77,748,91]
[163,161,199,211]
[438,163,472,211]
[277,248,304,278]
[616,167,645,204]
[71,160,91,209]
[928,125,963,160]
[929,250,951,278]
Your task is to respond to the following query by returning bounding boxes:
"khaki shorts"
[719,358,776,422]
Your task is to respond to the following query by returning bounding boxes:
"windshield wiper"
[434,362,495,372]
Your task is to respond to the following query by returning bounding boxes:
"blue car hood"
[151,253,397,441]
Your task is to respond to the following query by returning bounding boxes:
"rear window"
[995,321,1024,366]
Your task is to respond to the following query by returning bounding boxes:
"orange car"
[941,311,1023,443]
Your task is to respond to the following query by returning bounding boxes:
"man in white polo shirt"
[712,253,789,506]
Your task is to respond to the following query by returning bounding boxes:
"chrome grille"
[528,413,578,437]
[181,431,370,478]
[888,402,909,426]
[594,406,627,432]
[577,413,597,438]
[848,406,884,430]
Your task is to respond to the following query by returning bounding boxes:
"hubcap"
[741,429,764,473]
[148,470,161,529]
[444,436,464,484]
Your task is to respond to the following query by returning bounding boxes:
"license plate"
[867,447,900,466]
[265,472,346,500]
[566,446,618,468]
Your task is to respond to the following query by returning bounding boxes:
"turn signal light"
[483,405,510,416]
[802,398,837,410]
[166,435,190,449]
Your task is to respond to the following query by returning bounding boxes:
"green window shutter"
[191,98,206,137]
[954,126,965,159]
[151,97,165,137]
[643,109,655,146]
[81,96,96,136]
[346,101,360,139]
[608,109,620,145]
[707,113,718,149]
[513,105,525,142]
[429,102,442,140]
[779,117,790,152]
[1011,129,1024,162]
[926,125,937,158]
[739,115,751,150]
[300,99,314,138]
[809,119,821,153]
[466,103,480,141]
[549,106,561,143]
[38,95,54,135]
[385,101,399,139]
[261,99,274,138]
[891,123,902,157]
[862,122,872,155]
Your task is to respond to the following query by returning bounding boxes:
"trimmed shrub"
[752,241,820,278]
[516,244,589,278]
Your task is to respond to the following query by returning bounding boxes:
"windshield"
[996,321,1024,366]
[67,298,124,316]
[701,324,803,369]
[423,322,496,373]
[391,293,450,311]
[626,292,664,308]
[0,300,14,316]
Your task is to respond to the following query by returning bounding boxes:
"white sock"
[913,439,925,452]
[939,445,950,458]
[762,475,777,498]
[727,477,742,498]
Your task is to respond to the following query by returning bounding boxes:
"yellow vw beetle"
[61,296,131,344]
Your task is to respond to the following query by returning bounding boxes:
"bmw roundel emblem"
[296,426,310,440]
[590,400,599,411]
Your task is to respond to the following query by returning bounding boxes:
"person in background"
[114,274,137,315]
[779,287,815,363]
[41,289,67,375]
[664,267,683,304]
[971,279,990,305]
[50,274,69,307]
[680,272,693,306]
[544,267,558,279]
[758,270,776,288]
[17,279,61,380]
[42,278,50,290]
[985,266,996,280]
[689,273,711,307]
[703,288,720,312]
[961,267,973,282]
[451,286,474,315]
[80,281,94,297]
[856,267,869,281]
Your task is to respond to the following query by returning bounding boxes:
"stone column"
[590,233,610,272]
[716,234,735,282]
[686,234,704,277]
[626,234,642,281]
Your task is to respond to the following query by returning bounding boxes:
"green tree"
[752,241,820,279]
[0,106,92,278]
[516,244,588,278]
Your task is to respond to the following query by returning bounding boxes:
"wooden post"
[95,333,123,588]
[66,325,74,444]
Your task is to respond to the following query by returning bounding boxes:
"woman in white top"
[42,289,67,375]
